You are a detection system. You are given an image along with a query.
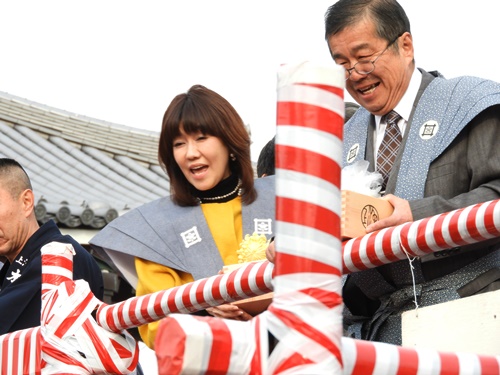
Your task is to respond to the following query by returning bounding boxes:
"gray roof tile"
[0,90,169,240]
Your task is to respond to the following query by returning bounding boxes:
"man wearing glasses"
[325,0,500,345]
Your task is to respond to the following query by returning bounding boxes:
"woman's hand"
[206,304,253,321]
[266,240,276,263]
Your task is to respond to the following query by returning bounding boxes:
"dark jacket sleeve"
[0,256,42,334]
[410,105,500,220]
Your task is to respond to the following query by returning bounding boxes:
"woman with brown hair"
[91,85,275,348]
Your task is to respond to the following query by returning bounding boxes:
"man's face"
[0,186,31,263]
[328,19,414,116]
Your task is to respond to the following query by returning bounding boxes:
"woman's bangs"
[181,106,216,135]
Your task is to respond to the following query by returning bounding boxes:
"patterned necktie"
[377,110,402,191]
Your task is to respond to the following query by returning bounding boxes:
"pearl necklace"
[197,179,242,203]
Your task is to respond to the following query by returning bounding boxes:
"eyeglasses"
[344,35,401,81]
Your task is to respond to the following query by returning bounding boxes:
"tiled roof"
[0,90,169,241]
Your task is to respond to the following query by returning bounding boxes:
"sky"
[1,1,499,162]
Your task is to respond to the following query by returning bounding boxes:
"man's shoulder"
[38,221,89,254]
[254,175,275,189]
[417,73,500,125]
[254,175,277,204]
[426,74,500,98]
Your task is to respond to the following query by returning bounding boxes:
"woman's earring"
[230,153,236,161]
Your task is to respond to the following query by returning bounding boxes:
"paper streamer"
[343,199,500,273]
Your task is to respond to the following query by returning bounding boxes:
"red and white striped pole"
[0,327,41,375]
[39,242,139,374]
[341,337,500,375]
[343,199,500,273]
[154,60,346,374]
[265,61,345,373]
[96,260,274,332]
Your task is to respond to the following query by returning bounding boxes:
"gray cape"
[90,176,275,288]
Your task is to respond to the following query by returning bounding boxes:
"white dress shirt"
[373,67,423,162]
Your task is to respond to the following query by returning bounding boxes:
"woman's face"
[173,128,231,191]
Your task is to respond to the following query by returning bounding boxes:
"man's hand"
[365,194,413,233]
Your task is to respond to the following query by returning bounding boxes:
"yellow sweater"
[135,197,242,348]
